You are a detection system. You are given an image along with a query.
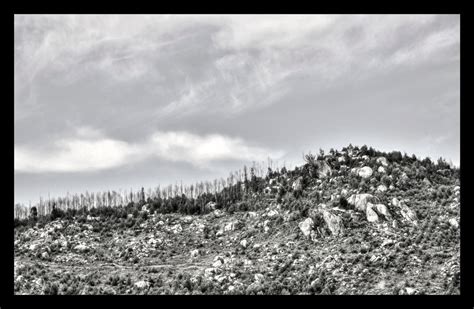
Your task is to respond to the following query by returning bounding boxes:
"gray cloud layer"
[14,14,460,204]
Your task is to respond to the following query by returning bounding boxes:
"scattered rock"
[366,204,380,222]
[347,194,377,212]
[448,218,459,229]
[376,157,389,167]
[298,218,314,237]
[400,204,418,225]
[134,280,150,289]
[292,177,303,191]
[322,210,344,236]
[74,244,89,252]
[316,160,332,178]
[190,249,200,258]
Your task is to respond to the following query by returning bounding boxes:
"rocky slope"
[14,145,460,295]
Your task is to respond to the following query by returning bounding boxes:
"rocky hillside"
[14,145,460,295]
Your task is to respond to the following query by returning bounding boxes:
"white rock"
[448,218,459,229]
[213,209,224,218]
[376,157,389,167]
[74,244,89,252]
[358,166,373,179]
[267,209,279,217]
[322,210,344,236]
[376,185,387,192]
[190,249,200,258]
[212,258,224,268]
[377,166,386,173]
[240,239,248,248]
[347,194,377,212]
[298,218,314,237]
[374,204,391,219]
[292,177,303,191]
[254,274,264,282]
[391,197,400,207]
[400,205,418,225]
[134,280,149,289]
[366,203,379,222]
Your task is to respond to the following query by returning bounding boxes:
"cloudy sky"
[14,14,460,204]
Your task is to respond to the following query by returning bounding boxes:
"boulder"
[366,203,380,222]
[377,166,386,173]
[254,274,264,282]
[322,210,344,236]
[74,244,89,252]
[292,177,303,191]
[351,166,373,179]
[376,157,389,167]
[171,224,183,234]
[240,239,248,248]
[391,197,400,207]
[358,166,373,179]
[190,249,200,258]
[223,220,241,232]
[213,209,224,218]
[347,194,377,212]
[205,202,217,211]
[298,218,314,237]
[374,204,391,220]
[266,209,279,217]
[316,160,332,178]
[376,185,387,193]
[337,156,346,163]
[400,204,418,225]
[134,280,150,289]
[448,218,459,229]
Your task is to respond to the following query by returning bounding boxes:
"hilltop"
[14,145,460,295]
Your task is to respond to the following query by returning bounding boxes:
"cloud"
[15,14,459,123]
[14,128,283,173]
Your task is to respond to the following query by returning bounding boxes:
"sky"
[14,14,460,205]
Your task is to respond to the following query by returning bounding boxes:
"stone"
[41,252,49,259]
[254,274,264,282]
[377,166,386,173]
[267,209,279,217]
[190,249,200,258]
[205,202,217,211]
[213,209,224,218]
[322,210,344,236]
[376,157,389,167]
[366,203,380,222]
[240,239,248,248]
[358,166,373,179]
[171,224,183,234]
[448,218,459,229]
[347,194,377,212]
[74,244,89,252]
[376,185,387,192]
[292,177,303,191]
[134,280,150,289]
[316,160,332,178]
[298,218,314,237]
[400,204,418,225]
[374,204,391,220]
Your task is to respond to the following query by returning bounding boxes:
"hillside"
[13,145,461,295]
